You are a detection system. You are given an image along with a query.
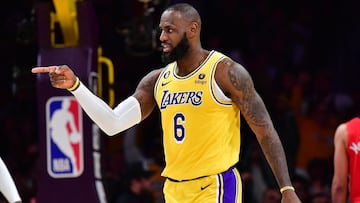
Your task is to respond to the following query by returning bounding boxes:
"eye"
[159,26,174,34]
[166,28,173,33]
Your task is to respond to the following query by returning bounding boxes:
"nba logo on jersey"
[46,96,84,178]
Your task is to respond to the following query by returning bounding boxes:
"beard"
[161,34,190,65]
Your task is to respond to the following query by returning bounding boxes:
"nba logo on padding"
[46,96,84,178]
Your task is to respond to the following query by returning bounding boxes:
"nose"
[159,30,167,42]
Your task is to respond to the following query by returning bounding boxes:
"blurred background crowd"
[0,0,359,202]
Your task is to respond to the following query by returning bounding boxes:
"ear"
[187,22,199,38]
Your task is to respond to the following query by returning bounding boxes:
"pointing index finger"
[31,66,58,73]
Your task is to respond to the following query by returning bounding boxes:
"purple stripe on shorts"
[219,167,237,203]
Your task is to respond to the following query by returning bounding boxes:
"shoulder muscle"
[133,68,164,119]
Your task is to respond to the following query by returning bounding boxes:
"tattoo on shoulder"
[134,69,162,107]
[228,64,253,98]
[228,63,270,129]
[139,69,162,91]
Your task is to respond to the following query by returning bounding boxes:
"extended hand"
[31,65,77,89]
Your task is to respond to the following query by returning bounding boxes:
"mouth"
[161,43,172,53]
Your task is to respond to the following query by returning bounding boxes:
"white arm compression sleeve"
[0,158,21,203]
[71,81,142,136]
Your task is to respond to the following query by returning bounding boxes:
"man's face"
[159,10,190,65]
[161,33,189,65]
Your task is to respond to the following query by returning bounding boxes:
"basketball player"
[0,157,22,203]
[32,3,300,203]
[332,116,360,203]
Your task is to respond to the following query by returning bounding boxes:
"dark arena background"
[0,0,359,202]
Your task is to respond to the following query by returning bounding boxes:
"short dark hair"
[165,3,201,26]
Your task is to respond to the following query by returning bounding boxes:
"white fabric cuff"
[71,81,142,135]
[0,158,21,203]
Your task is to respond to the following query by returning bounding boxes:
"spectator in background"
[292,173,310,203]
[296,98,336,172]
[261,187,281,203]
[116,161,155,203]
[306,158,332,196]
[309,193,330,203]
[331,116,360,203]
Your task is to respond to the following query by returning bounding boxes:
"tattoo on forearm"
[260,134,290,185]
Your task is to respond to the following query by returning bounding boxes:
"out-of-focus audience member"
[306,159,332,196]
[309,192,330,203]
[115,161,155,203]
[292,173,310,203]
[261,188,281,203]
[296,98,336,172]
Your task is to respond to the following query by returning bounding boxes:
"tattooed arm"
[133,68,163,120]
[215,58,301,202]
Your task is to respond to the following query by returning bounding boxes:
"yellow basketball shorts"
[163,166,242,203]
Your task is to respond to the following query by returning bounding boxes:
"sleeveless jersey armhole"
[210,56,232,105]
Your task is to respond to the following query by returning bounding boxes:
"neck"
[176,48,209,76]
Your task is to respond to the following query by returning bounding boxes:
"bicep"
[132,69,162,120]
[216,60,275,139]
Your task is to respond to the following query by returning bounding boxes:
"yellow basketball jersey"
[154,50,241,180]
